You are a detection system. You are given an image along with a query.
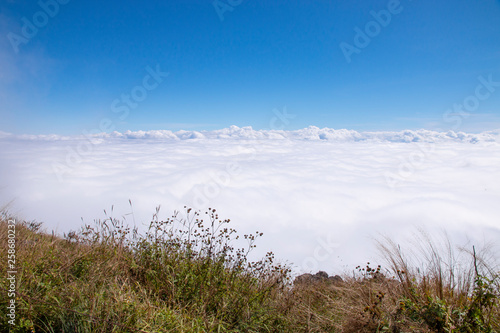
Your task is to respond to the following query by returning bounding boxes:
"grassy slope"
[0,209,498,332]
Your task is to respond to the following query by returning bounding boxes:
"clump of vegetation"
[0,208,498,332]
[378,231,500,332]
[0,207,291,332]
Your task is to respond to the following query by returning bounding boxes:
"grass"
[0,207,498,332]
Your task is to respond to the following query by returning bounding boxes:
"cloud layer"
[2,126,500,143]
[1,126,499,274]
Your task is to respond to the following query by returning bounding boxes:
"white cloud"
[1,126,499,275]
[3,125,500,143]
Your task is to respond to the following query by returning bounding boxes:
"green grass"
[0,208,498,332]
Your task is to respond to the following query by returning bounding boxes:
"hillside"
[1,209,498,332]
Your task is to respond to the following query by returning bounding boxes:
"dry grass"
[0,208,498,332]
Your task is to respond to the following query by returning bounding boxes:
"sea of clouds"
[1,126,500,275]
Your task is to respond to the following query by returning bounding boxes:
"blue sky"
[1,0,500,135]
